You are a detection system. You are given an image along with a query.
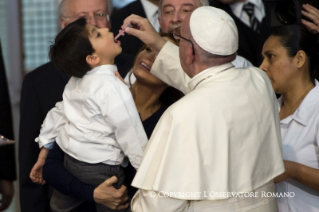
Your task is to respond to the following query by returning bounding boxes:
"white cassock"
[131,42,285,211]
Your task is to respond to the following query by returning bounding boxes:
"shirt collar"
[87,64,117,75]
[230,0,263,18]
[140,0,158,20]
[279,80,319,126]
[188,63,234,91]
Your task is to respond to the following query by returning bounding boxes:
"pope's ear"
[185,45,195,64]
[86,55,100,66]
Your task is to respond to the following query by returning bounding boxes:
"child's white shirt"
[35,65,148,169]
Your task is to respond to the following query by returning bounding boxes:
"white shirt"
[131,41,285,211]
[276,81,319,212]
[140,0,160,32]
[35,65,148,169]
[230,0,265,27]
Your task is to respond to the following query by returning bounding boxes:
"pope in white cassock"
[123,6,285,212]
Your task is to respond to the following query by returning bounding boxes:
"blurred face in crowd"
[61,0,110,29]
[158,0,201,33]
[259,36,299,94]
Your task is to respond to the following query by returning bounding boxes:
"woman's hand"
[94,176,129,210]
[115,71,127,85]
[301,4,319,34]
[274,160,319,191]
[274,160,294,183]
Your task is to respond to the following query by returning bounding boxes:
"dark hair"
[49,17,94,78]
[271,25,319,82]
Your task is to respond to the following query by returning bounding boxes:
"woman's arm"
[274,160,319,191]
[43,143,129,209]
[43,143,95,202]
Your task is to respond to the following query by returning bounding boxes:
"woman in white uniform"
[260,25,319,212]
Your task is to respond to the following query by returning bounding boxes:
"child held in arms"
[29,17,147,211]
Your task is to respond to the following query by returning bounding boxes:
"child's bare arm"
[29,148,50,185]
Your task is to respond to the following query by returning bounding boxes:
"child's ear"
[86,55,100,66]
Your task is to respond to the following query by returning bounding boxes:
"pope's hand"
[93,176,129,210]
[122,15,167,52]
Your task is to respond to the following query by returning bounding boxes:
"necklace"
[192,65,234,90]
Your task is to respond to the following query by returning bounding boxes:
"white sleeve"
[35,101,66,148]
[102,84,148,170]
[151,42,191,94]
[232,55,253,68]
[131,189,191,212]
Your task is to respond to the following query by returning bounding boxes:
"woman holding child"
[260,25,319,211]
[37,23,182,211]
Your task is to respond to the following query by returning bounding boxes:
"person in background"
[111,0,160,56]
[18,0,133,211]
[123,6,284,211]
[209,0,267,66]
[260,25,319,212]
[0,41,16,212]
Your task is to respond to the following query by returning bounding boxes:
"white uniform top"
[36,65,148,169]
[131,42,285,211]
[276,80,319,212]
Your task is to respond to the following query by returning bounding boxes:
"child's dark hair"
[49,18,94,78]
[271,25,319,82]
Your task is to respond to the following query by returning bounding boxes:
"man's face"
[62,0,110,29]
[159,0,201,33]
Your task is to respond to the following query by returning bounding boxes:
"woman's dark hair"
[49,17,94,78]
[128,33,184,107]
[271,25,319,82]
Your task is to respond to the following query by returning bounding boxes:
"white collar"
[87,64,117,75]
[230,0,264,18]
[279,80,319,126]
[140,0,158,21]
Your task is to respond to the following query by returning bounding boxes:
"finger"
[301,19,319,34]
[116,202,130,210]
[302,4,319,23]
[301,10,319,24]
[124,27,148,42]
[115,71,126,85]
[106,176,118,186]
[303,4,319,16]
[122,15,145,30]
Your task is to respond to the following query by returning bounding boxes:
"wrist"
[154,38,167,52]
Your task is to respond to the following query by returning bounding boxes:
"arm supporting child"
[29,147,49,185]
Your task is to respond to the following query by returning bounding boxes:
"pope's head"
[177,6,238,77]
